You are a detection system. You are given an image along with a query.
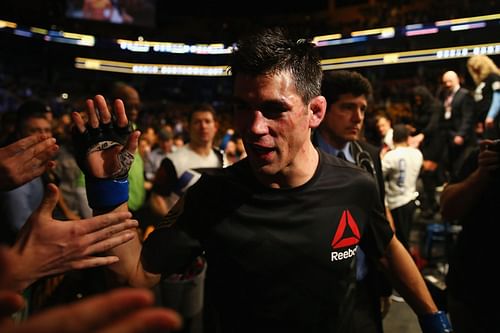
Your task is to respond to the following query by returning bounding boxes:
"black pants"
[391,200,417,250]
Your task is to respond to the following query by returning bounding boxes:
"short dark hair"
[321,70,373,105]
[392,124,409,143]
[188,103,217,124]
[229,26,323,104]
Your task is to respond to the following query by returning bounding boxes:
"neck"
[257,141,319,189]
[188,142,213,156]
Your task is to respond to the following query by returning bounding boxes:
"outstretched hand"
[6,183,139,292]
[72,95,140,179]
[0,287,182,333]
[0,135,58,191]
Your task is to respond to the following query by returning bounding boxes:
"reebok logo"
[330,209,361,262]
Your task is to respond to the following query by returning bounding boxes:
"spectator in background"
[375,111,394,154]
[144,128,175,183]
[382,124,423,250]
[313,70,394,333]
[410,85,447,219]
[467,54,500,140]
[149,103,223,218]
[110,82,146,217]
[439,70,476,180]
[0,100,53,245]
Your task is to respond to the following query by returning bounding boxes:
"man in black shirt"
[312,70,394,333]
[72,27,451,333]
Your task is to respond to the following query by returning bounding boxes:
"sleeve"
[141,176,208,275]
[151,157,178,196]
[486,90,500,120]
[359,176,394,260]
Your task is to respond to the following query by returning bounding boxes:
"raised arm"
[71,95,160,288]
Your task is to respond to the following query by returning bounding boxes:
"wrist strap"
[419,310,453,333]
[86,178,129,211]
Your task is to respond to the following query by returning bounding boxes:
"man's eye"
[261,107,285,119]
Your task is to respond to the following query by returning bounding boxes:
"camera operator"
[441,139,500,332]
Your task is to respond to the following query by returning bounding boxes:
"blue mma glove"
[419,310,453,333]
[72,120,134,211]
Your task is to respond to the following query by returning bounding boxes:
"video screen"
[66,0,156,27]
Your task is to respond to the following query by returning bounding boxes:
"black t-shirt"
[446,148,500,305]
[142,150,393,333]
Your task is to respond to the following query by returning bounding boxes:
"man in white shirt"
[382,124,423,250]
[149,103,223,217]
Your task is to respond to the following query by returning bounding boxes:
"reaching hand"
[72,95,141,210]
[0,135,58,191]
[0,287,182,333]
[72,95,140,180]
[6,183,139,292]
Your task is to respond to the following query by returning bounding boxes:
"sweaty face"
[189,111,218,146]
[233,72,311,178]
[321,93,367,148]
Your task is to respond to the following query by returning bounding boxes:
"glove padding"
[72,119,134,211]
[419,310,453,333]
[72,121,134,180]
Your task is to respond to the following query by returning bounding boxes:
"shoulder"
[356,141,381,157]
[319,149,371,177]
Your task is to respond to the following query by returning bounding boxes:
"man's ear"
[309,96,327,129]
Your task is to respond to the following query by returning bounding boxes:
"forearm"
[486,91,500,120]
[94,203,160,288]
[149,192,170,217]
[440,169,487,220]
[381,236,437,315]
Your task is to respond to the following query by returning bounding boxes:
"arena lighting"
[450,22,487,31]
[312,33,342,44]
[75,57,229,76]
[309,14,499,47]
[116,38,233,54]
[435,13,500,26]
[321,42,500,71]
[351,27,395,38]
[74,42,500,76]
[314,36,367,47]
[2,13,498,52]
[0,21,96,47]
[0,19,16,29]
[405,28,439,37]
